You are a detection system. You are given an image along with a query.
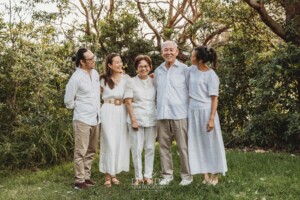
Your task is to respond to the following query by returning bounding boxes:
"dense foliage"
[0,0,299,169]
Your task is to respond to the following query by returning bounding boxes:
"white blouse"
[100,74,130,100]
[188,65,219,103]
[124,75,156,127]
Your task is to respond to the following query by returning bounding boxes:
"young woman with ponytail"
[188,46,227,186]
[99,53,130,187]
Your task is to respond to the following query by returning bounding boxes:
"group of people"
[64,40,227,190]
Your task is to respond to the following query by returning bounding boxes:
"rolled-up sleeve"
[64,77,78,109]
[208,72,219,96]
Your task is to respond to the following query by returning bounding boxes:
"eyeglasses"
[84,56,97,62]
[137,65,150,69]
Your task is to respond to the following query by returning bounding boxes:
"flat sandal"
[104,177,111,187]
[111,176,120,185]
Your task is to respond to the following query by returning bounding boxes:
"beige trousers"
[157,119,192,181]
[73,120,99,183]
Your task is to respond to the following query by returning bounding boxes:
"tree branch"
[78,0,91,35]
[243,0,286,41]
[136,0,161,50]
[203,25,230,45]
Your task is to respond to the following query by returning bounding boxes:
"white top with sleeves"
[64,68,101,126]
[100,74,130,100]
[154,59,190,120]
[188,65,219,104]
[124,75,156,127]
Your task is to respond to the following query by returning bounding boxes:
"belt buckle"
[114,99,122,106]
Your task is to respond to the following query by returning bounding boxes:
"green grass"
[0,146,299,200]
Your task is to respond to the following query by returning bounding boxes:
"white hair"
[161,40,178,50]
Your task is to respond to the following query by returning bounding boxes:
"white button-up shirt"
[154,59,190,120]
[64,68,101,126]
[124,75,156,127]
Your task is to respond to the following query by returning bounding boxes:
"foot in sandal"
[104,175,111,188]
[111,176,120,185]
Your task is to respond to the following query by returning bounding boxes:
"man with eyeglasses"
[64,48,100,190]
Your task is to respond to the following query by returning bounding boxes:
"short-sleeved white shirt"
[188,65,219,103]
[124,75,156,127]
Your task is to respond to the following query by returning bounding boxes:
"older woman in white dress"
[188,46,227,186]
[99,53,130,187]
[124,55,156,185]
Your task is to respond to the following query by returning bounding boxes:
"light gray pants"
[129,125,156,180]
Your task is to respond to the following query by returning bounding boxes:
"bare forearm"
[210,96,218,120]
[125,99,137,123]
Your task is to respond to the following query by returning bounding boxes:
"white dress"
[188,66,227,175]
[99,75,130,175]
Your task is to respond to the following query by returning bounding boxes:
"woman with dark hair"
[99,53,130,187]
[188,46,227,186]
[124,55,156,186]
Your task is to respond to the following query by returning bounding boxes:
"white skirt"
[188,100,227,175]
[99,103,130,175]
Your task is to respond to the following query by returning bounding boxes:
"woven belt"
[103,99,125,106]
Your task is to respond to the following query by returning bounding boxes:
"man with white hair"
[154,40,193,186]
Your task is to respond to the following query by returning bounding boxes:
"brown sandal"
[132,179,144,186]
[111,176,120,185]
[144,178,153,185]
[104,176,111,187]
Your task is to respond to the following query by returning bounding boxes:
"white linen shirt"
[124,75,156,127]
[154,59,190,120]
[64,68,101,126]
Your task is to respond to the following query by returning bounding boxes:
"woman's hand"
[207,119,214,132]
[132,120,139,131]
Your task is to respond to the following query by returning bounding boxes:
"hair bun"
[71,56,76,62]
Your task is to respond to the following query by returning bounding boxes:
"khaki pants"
[73,120,99,183]
[157,119,192,180]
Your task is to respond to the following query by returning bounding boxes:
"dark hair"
[72,48,88,67]
[194,46,218,69]
[134,55,152,70]
[100,53,120,89]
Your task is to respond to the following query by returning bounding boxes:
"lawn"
[0,145,299,200]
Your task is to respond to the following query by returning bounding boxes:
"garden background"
[0,0,299,199]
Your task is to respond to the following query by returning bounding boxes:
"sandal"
[144,178,153,185]
[111,176,120,185]
[104,176,111,188]
[132,179,144,186]
[210,178,218,186]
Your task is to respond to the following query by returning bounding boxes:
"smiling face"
[108,56,123,74]
[161,42,179,66]
[80,50,95,70]
[137,59,151,78]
